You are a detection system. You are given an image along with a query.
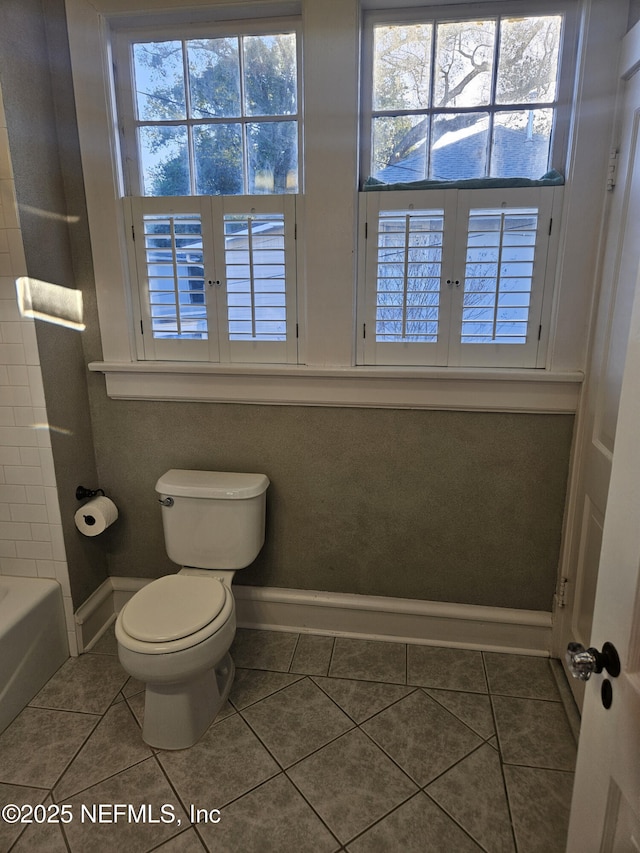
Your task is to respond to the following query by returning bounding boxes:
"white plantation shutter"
[375,209,444,342]
[143,213,208,339]
[360,190,456,365]
[462,208,538,344]
[359,187,560,367]
[128,197,219,361]
[127,195,297,364]
[450,187,558,367]
[220,195,297,364]
[224,214,287,341]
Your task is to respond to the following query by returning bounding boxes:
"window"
[115,20,300,364]
[359,186,561,368]
[123,30,299,196]
[68,0,605,409]
[363,10,569,185]
[126,195,297,363]
[358,4,571,369]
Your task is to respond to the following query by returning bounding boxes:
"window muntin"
[367,14,564,185]
[129,30,299,196]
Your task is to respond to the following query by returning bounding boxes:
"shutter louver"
[462,207,538,345]
[224,213,287,342]
[143,213,208,341]
[375,209,444,343]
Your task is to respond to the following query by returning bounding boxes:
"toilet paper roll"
[74,496,119,537]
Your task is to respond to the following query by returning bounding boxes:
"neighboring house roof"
[374,119,550,184]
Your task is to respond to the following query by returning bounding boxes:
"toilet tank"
[155,470,269,570]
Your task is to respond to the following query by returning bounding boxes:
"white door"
[554,14,640,709]
[566,26,640,852]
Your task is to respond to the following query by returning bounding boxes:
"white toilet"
[115,469,269,750]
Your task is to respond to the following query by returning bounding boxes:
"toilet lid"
[122,575,227,643]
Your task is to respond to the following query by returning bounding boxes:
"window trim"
[88,359,583,412]
[66,0,620,413]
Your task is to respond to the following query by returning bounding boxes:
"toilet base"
[142,652,235,750]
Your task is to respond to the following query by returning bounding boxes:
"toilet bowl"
[116,573,237,750]
[115,470,269,750]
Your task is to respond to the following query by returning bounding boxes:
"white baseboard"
[74,576,149,653]
[234,586,552,655]
[75,578,552,656]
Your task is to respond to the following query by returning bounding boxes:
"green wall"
[93,401,573,611]
[1,0,575,614]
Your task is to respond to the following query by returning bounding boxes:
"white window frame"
[356,1,574,370]
[110,15,301,366]
[65,0,625,413]
[361,1,579,187]
[114,19,303,199]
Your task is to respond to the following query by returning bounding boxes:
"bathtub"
[0,576,69,734]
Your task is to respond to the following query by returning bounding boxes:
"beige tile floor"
[0,627,579,853]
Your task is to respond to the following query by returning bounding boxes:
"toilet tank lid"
[155,469,269,499]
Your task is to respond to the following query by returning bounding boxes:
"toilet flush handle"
[158,497,174,507]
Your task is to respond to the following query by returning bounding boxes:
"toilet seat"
[116,574,234,655]
[123,575,227,642]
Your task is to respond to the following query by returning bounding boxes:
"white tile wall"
[0,86,76,656]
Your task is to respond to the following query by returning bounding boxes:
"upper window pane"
[187,38,241,119]
[432,112,489,180]
[129,30,299,196]
[247,121,298,193]
[133,41,186,120]
[139,125,189,196]
[491,109,553,178]
[434,20,496,108]
[496,17,562,105]
[243,34,298,116]
[194,124,243,195]
[372,24,432,111]
[368,13,564,185]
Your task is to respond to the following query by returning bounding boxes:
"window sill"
[88,361,583,412]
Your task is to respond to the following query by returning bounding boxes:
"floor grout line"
[483,649,520,853]
[0,627,578,853]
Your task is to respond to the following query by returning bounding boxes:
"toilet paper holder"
[76,485,106,501]
[74,489,119,536]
